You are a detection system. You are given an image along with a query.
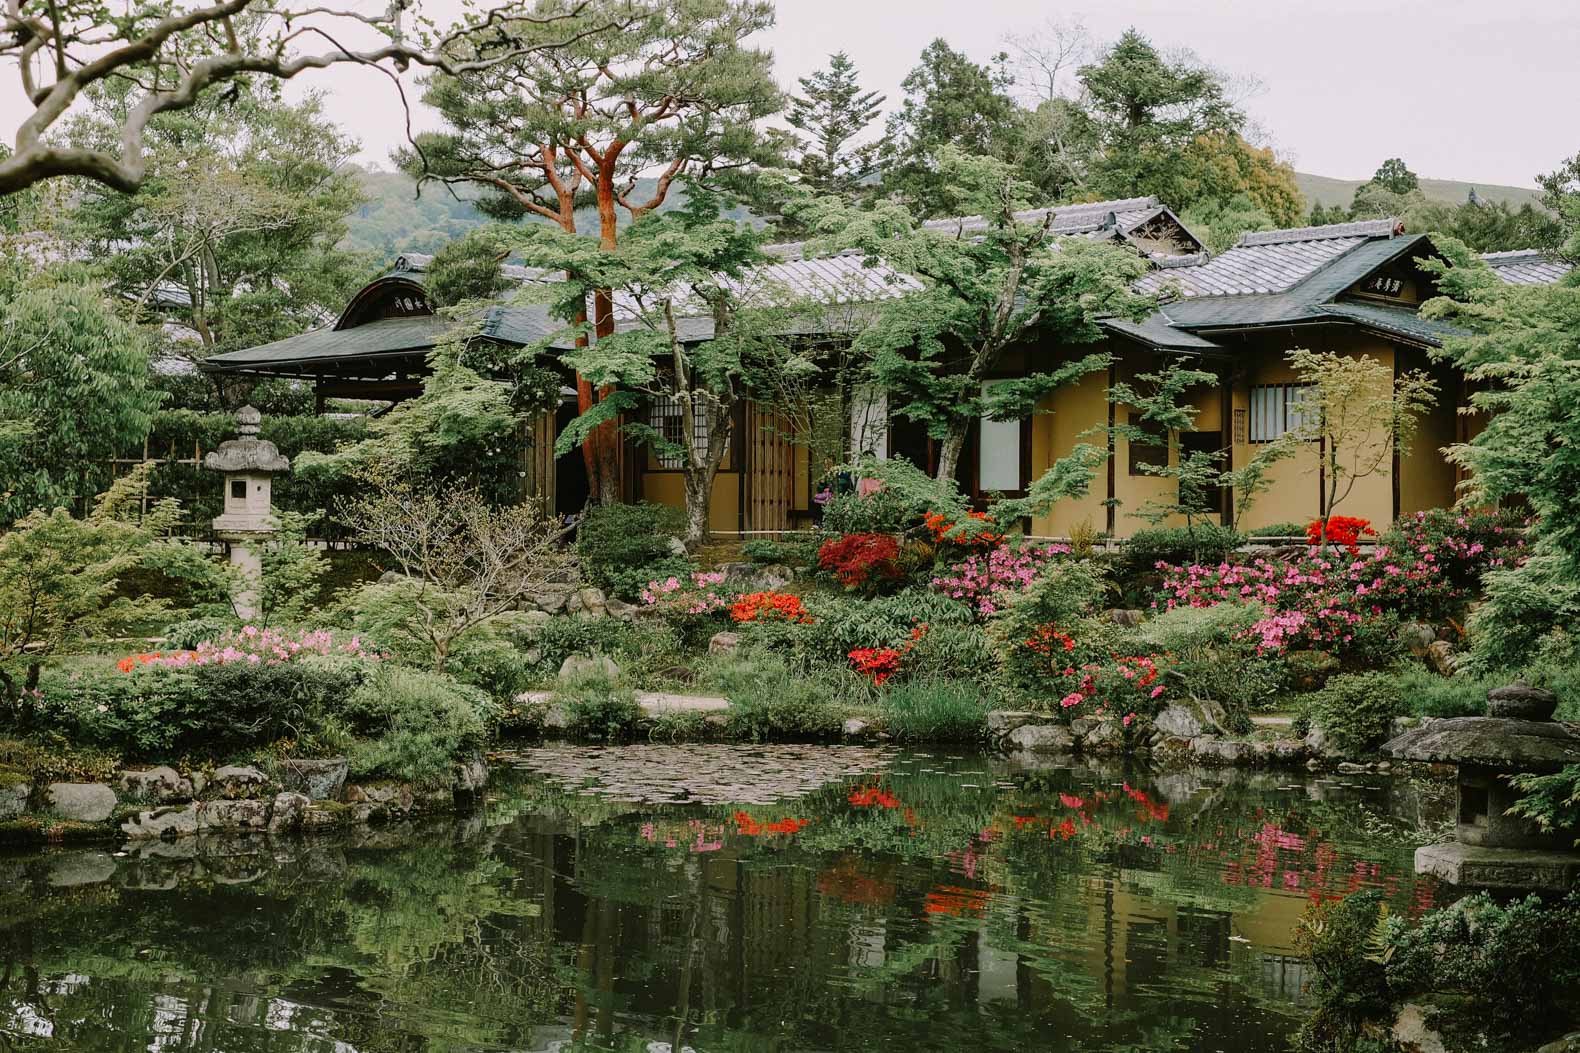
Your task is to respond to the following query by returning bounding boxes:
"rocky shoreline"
[0,753,489,846]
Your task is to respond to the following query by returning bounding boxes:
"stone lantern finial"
[236,404,262,437]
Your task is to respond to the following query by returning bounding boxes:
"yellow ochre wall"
[640,471,742,534]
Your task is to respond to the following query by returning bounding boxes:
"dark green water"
[0,747,1450,1053]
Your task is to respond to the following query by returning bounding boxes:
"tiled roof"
[1136,219,1404,299]
[617,250,922,320]
[1312,302,1466,347]
[919,196,1165,238]
[1480,249,1574,285]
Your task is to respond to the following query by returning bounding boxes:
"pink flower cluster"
[1055,654,1170,712]
[930,542,1071,616]
[639,571,732,616]
[145,626,380,668]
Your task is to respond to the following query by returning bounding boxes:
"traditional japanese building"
[203,202,1571,538]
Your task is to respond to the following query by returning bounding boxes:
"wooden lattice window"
[649,393,710,469]
[1249,384,1314,443]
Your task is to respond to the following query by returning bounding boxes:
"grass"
[880,680,991,743]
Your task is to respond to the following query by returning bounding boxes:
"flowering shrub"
[923,510,1001,549]
[1053,654,1172,714]
[818,533,902,590]
[129,627,381,669]
[1382,508,1526,598]
[1307,515,1375,552]
[640,570,731,614]
[930,542,1071,617]
[847,624,928,685]
[729,591,811,624]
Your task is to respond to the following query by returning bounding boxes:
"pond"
[0,746,1452,1053]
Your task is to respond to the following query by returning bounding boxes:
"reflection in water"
[0,749,1449,1052]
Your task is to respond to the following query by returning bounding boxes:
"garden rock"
[1391,716,1422,737]
[1007,724,1074,753]
[1304,725,1344,761]
[559,653,620,682]
[753,564,794,590]
[277,758,348,801]
[211,765,269,798]
[1391,1003,1449,1053]
[46,782,117,822]
[842,718,873,739]
[1264,739,1307,763]
[566,586,608,618]
[605,597,637,620]
[1081,718,1124,754]
[1538,1033,1580,1053]
[1154,704,1210,740]
[666,536,689,557]
[1189,737,1254,765]
[986,711,1041,737]
[1426,640,1460,677]
[119,766,192,803]
[1102,608,1145,628]
[453,753,489,795]
[199,798,270,831]
[267,792,311,833]
[121,805,200,840]
[708,631,740,656]
[0,780,30,819]
[1399,622,1438,657]
[1487,681,1559,721]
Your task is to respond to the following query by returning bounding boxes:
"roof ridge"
[1237,218,1402,247]
[1479,248,1558,260]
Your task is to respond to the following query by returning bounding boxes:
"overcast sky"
[6,0,1579,189]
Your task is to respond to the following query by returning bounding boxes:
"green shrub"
[904,621,1000,685]
[1303,673,1407,756]
[556,676,642,742]
[343,665,493,787]
[881,680,988,742]
[576,502,693,600]
[1386,666,1492,719]
[991,560,1114,695]
[1385,891,1580,1047]
[1294,891,1395,1052]
[159,616,237,649]
[820,487,917,535]
[37,656,371,757]
[1466,549,1580,673]
[1114,524,1242,606]
[742,536,821,567]
[521,616,684,683]
[1133,602,1287,713]
[744,589,974,667]
[1246,522,1306,539]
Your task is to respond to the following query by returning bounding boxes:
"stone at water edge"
[985,711,1041,737]
[1189,737,1255,765]
[267,792,312,833]
[1304,724,1344,761]
[1538,1032,1580,1053]
[558,653,620,682]
[1081,718,1124,753]
[1007,724,1075,754]
[277,758,349,802]
[842,718,873,739]
[708,631,740,656]
[45,782,117,822]
[212,765,270,797]
[1154,703,1209,740]
[121,805,200,840]
[0,780,30,820]
[119,766,193,803]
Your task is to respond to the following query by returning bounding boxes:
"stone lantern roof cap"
[203,405,289,473]
[1383,716,1580,772]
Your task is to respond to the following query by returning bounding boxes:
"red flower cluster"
[923,510,1001,549]
[818,532,902,588]
[733,811,810,836]
[847,624,928,685]
[729,591,811,624]
[1022,624,1076,657]
[116,651,193,673]
[1306,515,1375,552]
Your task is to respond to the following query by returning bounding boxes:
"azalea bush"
[639,571,733,645]
[930,541,1071,617]
[729,591,812,624]
[1305,515,1374,552]
[1050,653,1175,722]
[922,510,1001,549]
[128,626,382,669]
[817,533,903,592]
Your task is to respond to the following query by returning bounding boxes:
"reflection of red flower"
[849,786,902,809]
[734,811,810,836]
[923,884,992,917]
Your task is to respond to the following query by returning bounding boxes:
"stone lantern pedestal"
[203,406,290,621]
[1383,683,1580,892]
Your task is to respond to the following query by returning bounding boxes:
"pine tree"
[787,52,885,198]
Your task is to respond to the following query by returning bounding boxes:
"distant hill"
[1294,171,1542,210]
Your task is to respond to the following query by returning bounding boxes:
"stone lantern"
[1383,683,1580,891]
[203,406,290,620]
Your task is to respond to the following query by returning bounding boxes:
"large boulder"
[277,758,349,802]
[986,711,1042,737]
[119,766,192,804]
[1398,622,1438,658]
[1154,704,1209,740]
[453,753,489,795]
[1007,724,1075,754]
[1487,682,1559,721]
[708,631,741,656]
[1081,717,1125,754]
[211,765,270,798]
[566,586,609,619]
[267,792,311,833]
[1101,608,1145,628]
[46,782,117,822]
[1426,640,1460,677]
[198,798,270,831]
[559,653,620,682]
[121,805,200,840]
[0,779,30,819]
[1189,737,1255,765]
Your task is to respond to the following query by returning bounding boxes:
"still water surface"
[0,746,1450,1052]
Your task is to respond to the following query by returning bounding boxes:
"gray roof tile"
[1479,249,1574,285]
